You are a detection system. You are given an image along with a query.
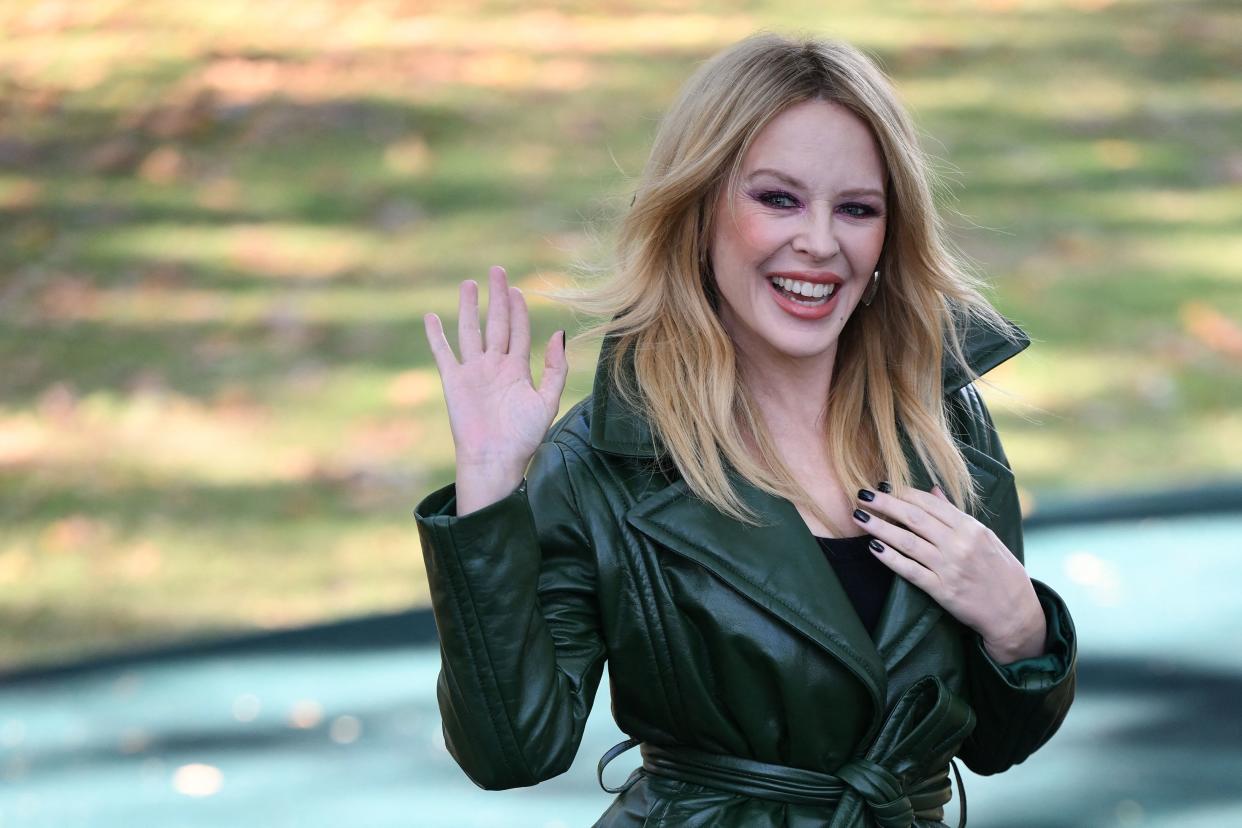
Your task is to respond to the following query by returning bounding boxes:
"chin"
[765,328,842,361]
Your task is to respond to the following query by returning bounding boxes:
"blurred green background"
[1,0,1239,670]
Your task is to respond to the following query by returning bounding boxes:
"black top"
[812,534,894,637]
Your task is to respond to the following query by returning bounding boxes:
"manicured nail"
[852,508,870,523]
[869,539,884,553]
[558,330,565,348]
[857,488,875,502]
[877,481,892,494]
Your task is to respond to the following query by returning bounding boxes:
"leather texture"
[414,315,1078,827]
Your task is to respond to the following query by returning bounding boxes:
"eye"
[841,203,883,219]
[754,190,800,209]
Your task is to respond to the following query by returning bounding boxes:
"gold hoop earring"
[861,270,881,306]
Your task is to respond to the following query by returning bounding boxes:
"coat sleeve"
[949,384,1079,776]
[412,439,607,790]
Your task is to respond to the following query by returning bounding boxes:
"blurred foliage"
[1,0,1239,669]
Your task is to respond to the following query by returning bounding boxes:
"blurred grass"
[1,0,1239,669]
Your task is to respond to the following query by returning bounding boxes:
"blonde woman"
[416,32,1076,827]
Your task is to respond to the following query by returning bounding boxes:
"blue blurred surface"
[3,509,1241,827]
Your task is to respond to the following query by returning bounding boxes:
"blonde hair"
[549,31,1022,536]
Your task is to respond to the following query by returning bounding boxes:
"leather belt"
[598,675,975,828]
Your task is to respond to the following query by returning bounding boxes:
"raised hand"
[424,266,569,513]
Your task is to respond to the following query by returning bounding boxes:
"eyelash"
[752,189,881,218]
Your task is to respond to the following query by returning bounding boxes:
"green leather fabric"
[414,316,1078,826]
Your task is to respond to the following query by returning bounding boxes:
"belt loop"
[949,758,967,827]
[598,738,644,794]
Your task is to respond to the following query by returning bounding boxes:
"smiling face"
[708,98,888,374]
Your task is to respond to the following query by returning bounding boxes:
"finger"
[484,265,511,353]
[508,286,531,375]
[457,279,483,359]
[867,537,936,591]
[901,485,969,529]
[852,508,941,569]
[857,488,954,546]
[423,312,458,375]
[537,329,569,415]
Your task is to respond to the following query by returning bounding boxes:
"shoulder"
[525,396,602,499]
[534,395,666,503]
[946,382,1010,469]
[526,396,642,540]
[543,395,595,457]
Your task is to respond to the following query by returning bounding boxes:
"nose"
[791,202,841,261]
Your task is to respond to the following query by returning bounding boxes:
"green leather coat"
[414,318,1077,827]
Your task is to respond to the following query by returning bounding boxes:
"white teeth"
[770,276,837,298]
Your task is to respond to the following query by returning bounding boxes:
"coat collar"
[592,314,1029,722]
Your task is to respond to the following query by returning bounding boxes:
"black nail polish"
[877,481,892,494]
[857,488,875,502]
[852,508,870,523]
[869,539,884,553]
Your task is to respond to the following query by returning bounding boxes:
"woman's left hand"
[854,483,1047,665]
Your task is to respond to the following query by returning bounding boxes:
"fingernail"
[857,488,875,502]
[558,330,565,348]
[852,508,870,523]
[877,481,892,494]
[869,539,884,553]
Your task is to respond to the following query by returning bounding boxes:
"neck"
[736,342,837,437]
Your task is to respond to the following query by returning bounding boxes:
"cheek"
[863,221,888,255]
[840,224,886,268]
[730,210,782,255]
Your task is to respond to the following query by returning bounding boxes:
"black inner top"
[812,534,894,638]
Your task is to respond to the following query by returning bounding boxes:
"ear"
[932,484,949,501]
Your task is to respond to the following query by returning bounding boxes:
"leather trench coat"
[414,317,1078,827]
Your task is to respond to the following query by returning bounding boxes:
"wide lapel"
[626,473,888,716]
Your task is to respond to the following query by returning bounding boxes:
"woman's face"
[708,98,888,372]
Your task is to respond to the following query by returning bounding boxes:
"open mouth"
[767,275,836,307]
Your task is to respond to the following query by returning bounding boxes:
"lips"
[766,274,840,320]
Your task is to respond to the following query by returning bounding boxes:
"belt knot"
[834,757,913,828]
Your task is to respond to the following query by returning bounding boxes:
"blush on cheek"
[733,209,773,253]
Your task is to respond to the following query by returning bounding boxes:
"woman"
[416,32,1076,827]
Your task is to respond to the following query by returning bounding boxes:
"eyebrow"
[746,168,886,200]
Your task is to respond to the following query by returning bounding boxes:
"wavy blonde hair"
[549,31,1022,536]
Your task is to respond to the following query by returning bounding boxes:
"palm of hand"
[444,353,557,466]
[424,265,568,473]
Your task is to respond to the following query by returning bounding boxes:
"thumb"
[537,329,568,414]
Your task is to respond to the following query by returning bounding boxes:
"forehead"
[741,99,885,186]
